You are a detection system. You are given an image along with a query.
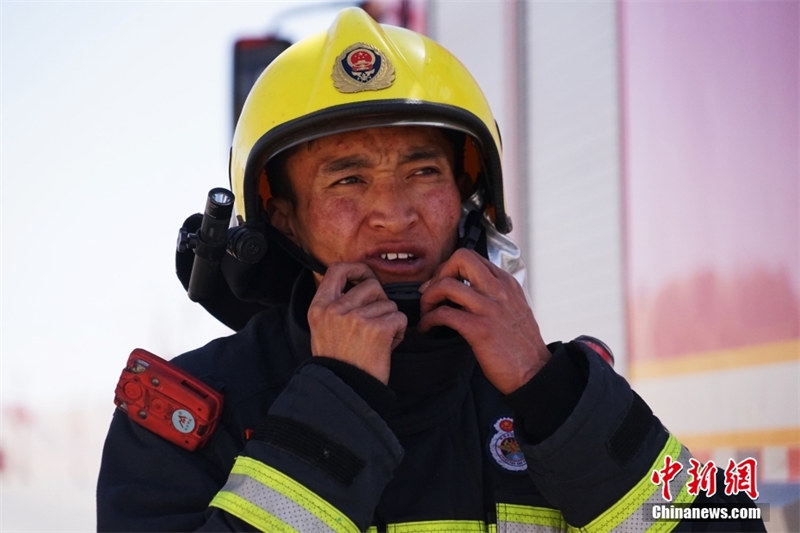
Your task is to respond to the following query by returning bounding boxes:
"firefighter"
[97,7,764,532]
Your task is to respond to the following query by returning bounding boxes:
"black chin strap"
[267,209,487,327]
[265,223,328,276]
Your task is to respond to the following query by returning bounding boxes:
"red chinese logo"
[687,458,718,497]
[652,455,759,501]
[724,457,759,500]
[651,455,683,501]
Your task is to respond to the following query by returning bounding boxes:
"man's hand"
[308,262,407,384]
[418,249,551,394]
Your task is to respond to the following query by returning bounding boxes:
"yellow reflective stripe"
[496,503,567,532]
[210,456,359,533]
[581,434,697,533]
[386,520,487,532]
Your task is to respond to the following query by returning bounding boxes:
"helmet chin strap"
[265,223,328,277]
[266,208,488,326]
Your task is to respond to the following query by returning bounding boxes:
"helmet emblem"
[332,43,395,93]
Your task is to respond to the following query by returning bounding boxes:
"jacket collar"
[285,270,477,435]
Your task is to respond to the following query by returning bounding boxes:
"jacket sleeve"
[206,363,404,532]
[507,340,765,532]
[97,358,403,532]
[97,406,245,532]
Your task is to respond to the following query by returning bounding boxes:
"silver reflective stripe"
[497,523,565,533]
[211,456,358,532]
[220,472,338,532]
[386,521,487,532]
[609,445,694,533]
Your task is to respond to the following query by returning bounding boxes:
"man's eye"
[413,167,441,176]
[334,176,361,185]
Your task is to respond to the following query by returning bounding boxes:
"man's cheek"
[305,201,360,255]
[425,189,462,233]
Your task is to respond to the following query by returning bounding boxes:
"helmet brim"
[239,99,510,233]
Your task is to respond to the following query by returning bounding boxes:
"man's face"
[270,126,465,285]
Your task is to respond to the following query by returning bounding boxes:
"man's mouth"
[364,246,427,283]
[379,252,417,261]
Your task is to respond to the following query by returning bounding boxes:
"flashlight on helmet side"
[187,188,235,302]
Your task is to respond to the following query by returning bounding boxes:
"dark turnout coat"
[97,272,764,532]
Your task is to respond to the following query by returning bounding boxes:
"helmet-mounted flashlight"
[186,188,235,302]
[207,188,235,215]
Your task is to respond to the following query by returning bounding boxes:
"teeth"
[381,252,415,261]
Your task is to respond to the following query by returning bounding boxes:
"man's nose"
[367,181,419,232]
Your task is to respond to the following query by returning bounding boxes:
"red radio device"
[574,335,615,367]
[114,348,223,451]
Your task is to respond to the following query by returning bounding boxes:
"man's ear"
[266,197,300,245]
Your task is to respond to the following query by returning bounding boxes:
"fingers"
[313,262,380,303]
[424,249,509,294]
[307,262,407,384]
[417,249,550,394]
[417,248,529,339]
[419,248,516,315]
[310,262,401,325]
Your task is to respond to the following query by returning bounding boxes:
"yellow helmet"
[229,6,511,233]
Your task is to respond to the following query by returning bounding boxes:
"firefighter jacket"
[97,271,764,532]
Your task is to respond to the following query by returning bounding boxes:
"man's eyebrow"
[399,146,448,164]
[320,147,448,173]
[321,155,371,173]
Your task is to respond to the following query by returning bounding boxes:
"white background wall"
[431,1,627,372]
[432,3,798,524]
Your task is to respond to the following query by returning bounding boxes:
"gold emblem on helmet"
[332,43,395,93]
